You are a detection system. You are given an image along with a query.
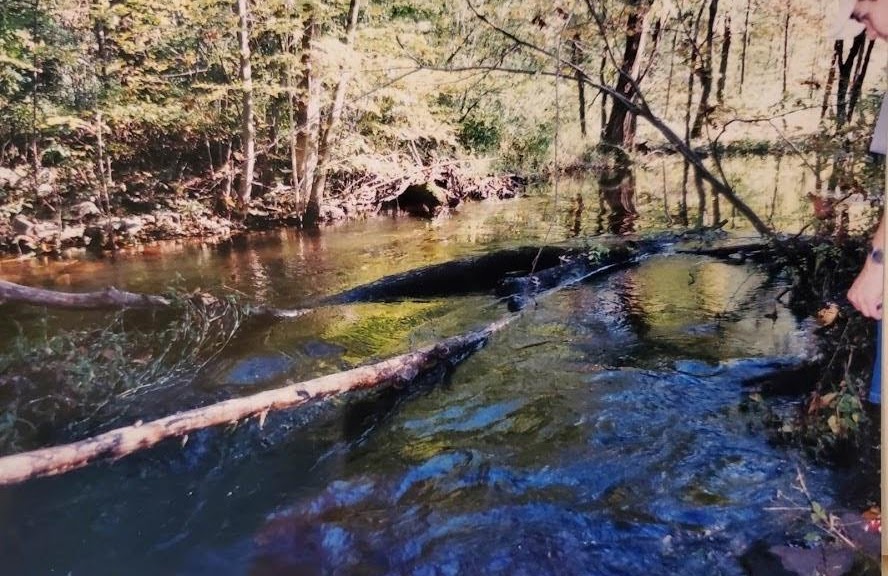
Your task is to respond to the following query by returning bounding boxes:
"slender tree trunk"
[682,4,703,201]
[691,0,718,139]
[236,0,255,206]
[781,1,791,96]
[847,39,875,122]
[283,0,301,202]
[572,35,587,138]
[30,0,41,203]
[307,0,361,226]
[295,15,320,210]
[599,54,607,139]
[223,141,234,203]
[820,50,838,120]
[835,34,866,127]
[716,16,731,105]
[739,0,751,91]
[665,30,677,113]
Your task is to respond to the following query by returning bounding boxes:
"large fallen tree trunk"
[0,316,515,486]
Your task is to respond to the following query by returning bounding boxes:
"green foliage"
[458,116,501,153]
[388,3,436,21]
[499,122,552,172]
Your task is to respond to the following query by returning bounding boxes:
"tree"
[598,0,654,151]
[306,0,362,226]
[237,0,256,206]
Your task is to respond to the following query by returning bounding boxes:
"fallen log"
[0,316,515,486]
[0,278,312,318]
[0,279,173,310]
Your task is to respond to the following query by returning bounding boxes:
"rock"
[69,201,101,220]
[320,205,347,222]
[11,214,36,236]
[84,225,107,248]
[393,182,450,218]
[36,183,54,197]
[59,225,85,243]
[119,217,144,236]
[769,544,854,576]
[33,221,60,239]
[0,167,21,189]
[13,235,37,252]
[154,211,184,235]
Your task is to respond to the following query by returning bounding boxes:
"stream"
[0,164,869,574]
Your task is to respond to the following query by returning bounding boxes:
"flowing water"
[0,161,867,574]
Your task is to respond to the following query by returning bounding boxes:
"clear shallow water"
[0,172,846,575]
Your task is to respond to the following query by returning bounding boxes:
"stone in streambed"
[224,355,294,386]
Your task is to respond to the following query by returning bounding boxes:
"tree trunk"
[835,34,866,127]
[283,0,301,202]
[665,30,677,113]
[781,1,791,96]
[599,54,607,139]
[601,1,652,150]
[572,34,587,138]
[820,50,838,120]
[739,0,751,91]
[307,0,361,227]
[236,0,256,206]
[295,14,320,215]
[716,16,731,105]
[0,279,172,310]
[846,39,875,122]
[691,0,718,139]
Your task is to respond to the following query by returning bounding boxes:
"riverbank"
[0,161,526,257]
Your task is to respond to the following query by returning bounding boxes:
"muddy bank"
[0,163,525,257]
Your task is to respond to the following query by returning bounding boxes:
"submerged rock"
[223,355,294,386]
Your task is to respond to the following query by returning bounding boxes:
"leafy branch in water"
[0,292,248,455]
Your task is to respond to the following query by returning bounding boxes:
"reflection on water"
[0,156,844,575]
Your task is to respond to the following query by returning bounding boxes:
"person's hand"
[848,255,884,319]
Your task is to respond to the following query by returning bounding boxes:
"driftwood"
[0,278,313,318]
[0,316,515,486]
[0,279,172,310]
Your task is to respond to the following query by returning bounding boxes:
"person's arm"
[848,212,886,319]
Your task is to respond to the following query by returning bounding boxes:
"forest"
[0,0,883,245]
[1,0,887,574]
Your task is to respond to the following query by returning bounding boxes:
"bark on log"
[0,279,172,310]
[0,316,515,486]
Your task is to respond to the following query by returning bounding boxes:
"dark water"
[0,174,849,575]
